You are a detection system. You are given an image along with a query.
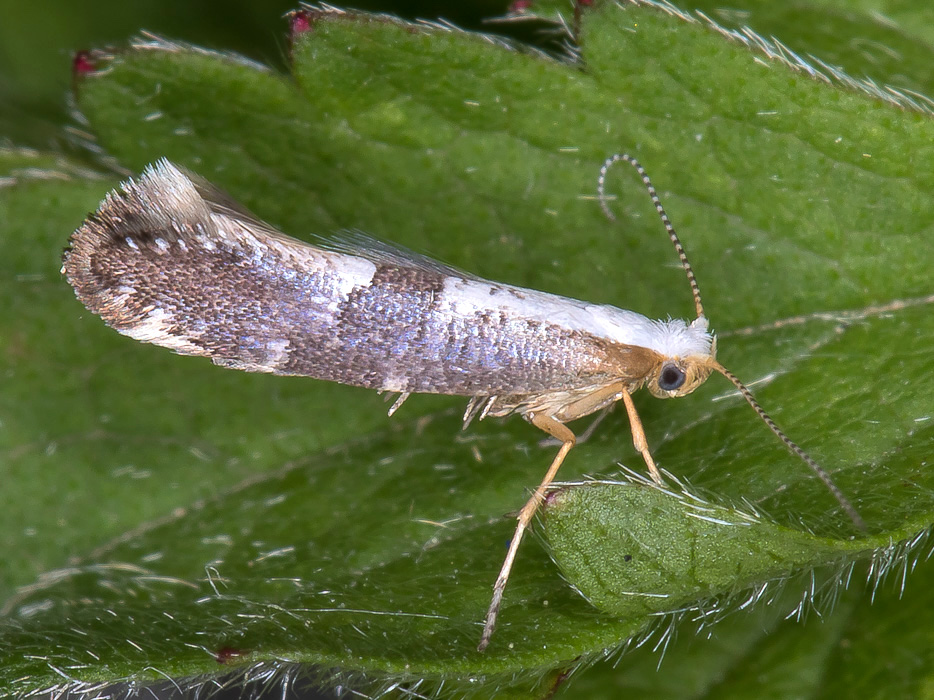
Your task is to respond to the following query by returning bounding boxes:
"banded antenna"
[597,154,866,531]
[711,360,865,530]
[598,153,705,320]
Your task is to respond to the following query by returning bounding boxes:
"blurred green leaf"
[2,2,934,698]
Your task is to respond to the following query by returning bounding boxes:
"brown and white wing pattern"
[65,161,709,399]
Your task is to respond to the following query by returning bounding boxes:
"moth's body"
[63,161,715,425]
[63,158,860,653]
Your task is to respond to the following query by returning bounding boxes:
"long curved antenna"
[711,360,866,531]
[598,154,705,320]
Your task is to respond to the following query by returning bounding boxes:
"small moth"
[62,155,864,652]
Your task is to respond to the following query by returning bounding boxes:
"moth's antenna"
[711,360,866,531]
[599,155,864,531]
[598,154,705,320]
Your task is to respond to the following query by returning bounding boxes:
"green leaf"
[3,2,934,697]
[543,480,879,618]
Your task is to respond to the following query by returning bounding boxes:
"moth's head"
[647,354,715,399]
[645,317,717,399]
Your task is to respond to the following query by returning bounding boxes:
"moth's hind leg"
[478,413,575,652]
[538,404,613,448]
[478,383,638,651]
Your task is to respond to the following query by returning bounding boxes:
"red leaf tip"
[288,9,315,37]
[72,50,98,76]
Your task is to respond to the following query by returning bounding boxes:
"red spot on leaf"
[215,646,247,664]
[509,0,534,11]
[72,51,97,76]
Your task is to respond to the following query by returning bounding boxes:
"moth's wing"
[63,159,306,267]
[62,160,372,374]
[180,162,321,253]
[157,165,481,280]
[63,160,647,399]
[176,162,257,221]
[318,229,481,281]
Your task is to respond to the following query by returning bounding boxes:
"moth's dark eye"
[658,364,686,391]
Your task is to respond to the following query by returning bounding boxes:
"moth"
[63,155,863,652]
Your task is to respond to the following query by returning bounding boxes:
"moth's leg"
[539,381,628,448]
[538,405,613,448]
[478,413,575,652]
[620,390,663,484]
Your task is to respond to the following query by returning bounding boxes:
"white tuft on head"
[586,307,714,360]
[646,315,713,359]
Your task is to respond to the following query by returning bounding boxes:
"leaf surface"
[2,2,933,697]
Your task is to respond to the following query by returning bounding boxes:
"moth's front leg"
[620,390,663,484]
